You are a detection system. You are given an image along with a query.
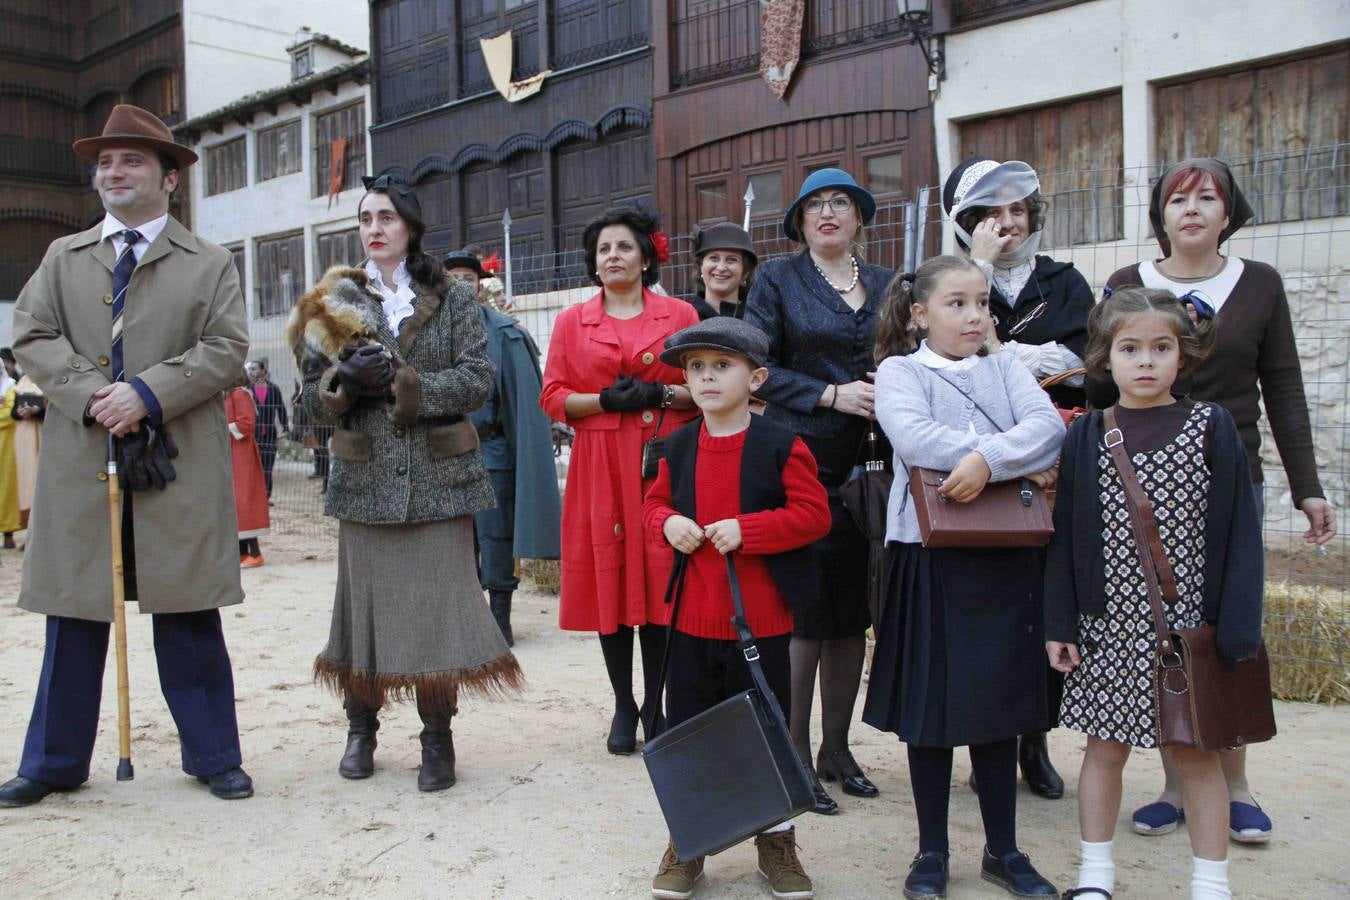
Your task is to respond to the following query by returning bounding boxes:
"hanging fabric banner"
[759,0,805,101]
[481,31,550,102]
[327,137,348,208]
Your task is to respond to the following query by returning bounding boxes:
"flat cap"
[659,316,770,369]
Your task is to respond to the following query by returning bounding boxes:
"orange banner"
[327,137,348,208]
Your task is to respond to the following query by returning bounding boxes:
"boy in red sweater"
[644,317,831,900]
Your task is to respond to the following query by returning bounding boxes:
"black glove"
[598,375,664,413]
[336,344,395,397]
[117,422,178,491]
[142,423,178,490]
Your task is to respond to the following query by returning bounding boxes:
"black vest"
[663,414,812,605]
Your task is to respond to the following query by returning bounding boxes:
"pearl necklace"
[814,255,859,293]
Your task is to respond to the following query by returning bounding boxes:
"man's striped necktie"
[111,229,141,382]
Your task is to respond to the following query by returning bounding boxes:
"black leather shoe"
[806,766,839,815]
[981,848,1057,897]
[607,704,638,755]
[1062,889,1112,898]
[1019,732,1064,799]
[417,729,456,791]
[0,775,59,807]
[339,703,379,779]
[903,850,949,899]
[817,749,880,797]
[196,767,254,800]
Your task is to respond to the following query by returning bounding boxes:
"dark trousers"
[475,467,519,592]
[665,630,792,728]
[19,611,243,787]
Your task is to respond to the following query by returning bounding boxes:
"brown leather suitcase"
[908,467,1054,548]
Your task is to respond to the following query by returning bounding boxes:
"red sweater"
[643,424,831,640]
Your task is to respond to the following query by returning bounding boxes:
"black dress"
[744,251,896,639]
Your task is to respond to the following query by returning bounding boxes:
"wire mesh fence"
[245,146,1346,698]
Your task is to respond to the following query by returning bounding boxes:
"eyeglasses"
[1007,301,1048,336]
[803,196,853,215]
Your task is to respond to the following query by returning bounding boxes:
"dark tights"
[598,624,667,732]
[907,738,1019,856]
[238,538,260,557]
[788,633,866,762]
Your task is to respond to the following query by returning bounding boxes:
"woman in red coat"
[225,385,269,567]
[540,207,699,754]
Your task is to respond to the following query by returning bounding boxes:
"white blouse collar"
[913,340,980,371]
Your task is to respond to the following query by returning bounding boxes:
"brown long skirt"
[314,516,523,711]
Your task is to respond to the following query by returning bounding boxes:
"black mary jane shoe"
[196,767,254,800]
[903,850,949,899]
[0,775,60,808]
[1062,889,1112,899]
[816,749,880,798]
[606,705,639,755]
[1018,732,1065,800]
[980,848,1057,897]
[806,766,839,815]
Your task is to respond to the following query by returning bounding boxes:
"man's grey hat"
[660,316,770,369]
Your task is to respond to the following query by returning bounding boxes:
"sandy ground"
[1,530,1347,899]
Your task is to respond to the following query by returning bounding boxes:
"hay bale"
[522,558,561,595]
[1263,580,1349,704]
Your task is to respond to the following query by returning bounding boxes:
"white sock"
[1076,840,1115,894]
[762,821,792,834]
[1191,857,1231,900]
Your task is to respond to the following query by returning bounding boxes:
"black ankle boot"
[417,706,456,792]
[1018,731,1064,799]
[489,590,514,646]
[338,702,380,779]
[607,701,639,755]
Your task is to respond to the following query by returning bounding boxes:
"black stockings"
[238,538,260,556]
[788,634,866,762]
[599,624,667,732]
[907,738,1019,856]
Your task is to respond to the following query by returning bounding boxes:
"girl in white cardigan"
[862,255,1065,900]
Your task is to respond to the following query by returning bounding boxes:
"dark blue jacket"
[744,250,894,438]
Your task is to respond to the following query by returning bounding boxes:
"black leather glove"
[336,344,395,397]
[598,375,664,413]
[117,422,178,491]
[142,423,178,490]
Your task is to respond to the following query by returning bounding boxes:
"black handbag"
[642,553,814,861]
[640,406,667,480]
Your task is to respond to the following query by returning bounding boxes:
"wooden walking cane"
[107,433,134,781]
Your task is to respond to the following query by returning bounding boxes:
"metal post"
[742,181,756,231]
[902,201,917,275]
[501,208,514,307]
[915,186,934,268]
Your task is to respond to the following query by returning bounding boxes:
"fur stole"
[286,265,385,369]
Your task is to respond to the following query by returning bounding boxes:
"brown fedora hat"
[73,104,198,170]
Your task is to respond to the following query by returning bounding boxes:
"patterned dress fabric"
[1059,403,1212,748]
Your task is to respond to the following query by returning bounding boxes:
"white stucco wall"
[191,78,373,392]
[181,1,368,117]
[933,0,1350,241]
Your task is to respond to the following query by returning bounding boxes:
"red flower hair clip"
[481,251,502,274]
[650,229,670,263]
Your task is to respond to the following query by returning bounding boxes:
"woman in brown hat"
[685,222,759,320]
[1097,157,1336,845]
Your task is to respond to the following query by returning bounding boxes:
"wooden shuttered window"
[313,103,366,198]
[960,92,1124,248]
[1155,45,1349,223]
[204,137,247,196]
[228,244,246,299]
[257,120,301,182]
[316,229,364,273]
[255,232,305,318]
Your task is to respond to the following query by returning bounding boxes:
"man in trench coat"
[444,250,561,647]
[0,105,253,807]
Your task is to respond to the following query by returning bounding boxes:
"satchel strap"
[1102,407,1182,661]
[725,554,794,730]
[650,552,689,739]
[927,367,1011,433]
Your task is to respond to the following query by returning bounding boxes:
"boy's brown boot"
[755,827,814,899]
[652,841,704,899]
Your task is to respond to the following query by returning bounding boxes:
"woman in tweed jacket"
[296,176,521,792]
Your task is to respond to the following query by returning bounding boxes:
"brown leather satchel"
[1103,407,1276,751]
[909,467,1053,548]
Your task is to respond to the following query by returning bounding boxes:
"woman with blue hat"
[744,167,895,814]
